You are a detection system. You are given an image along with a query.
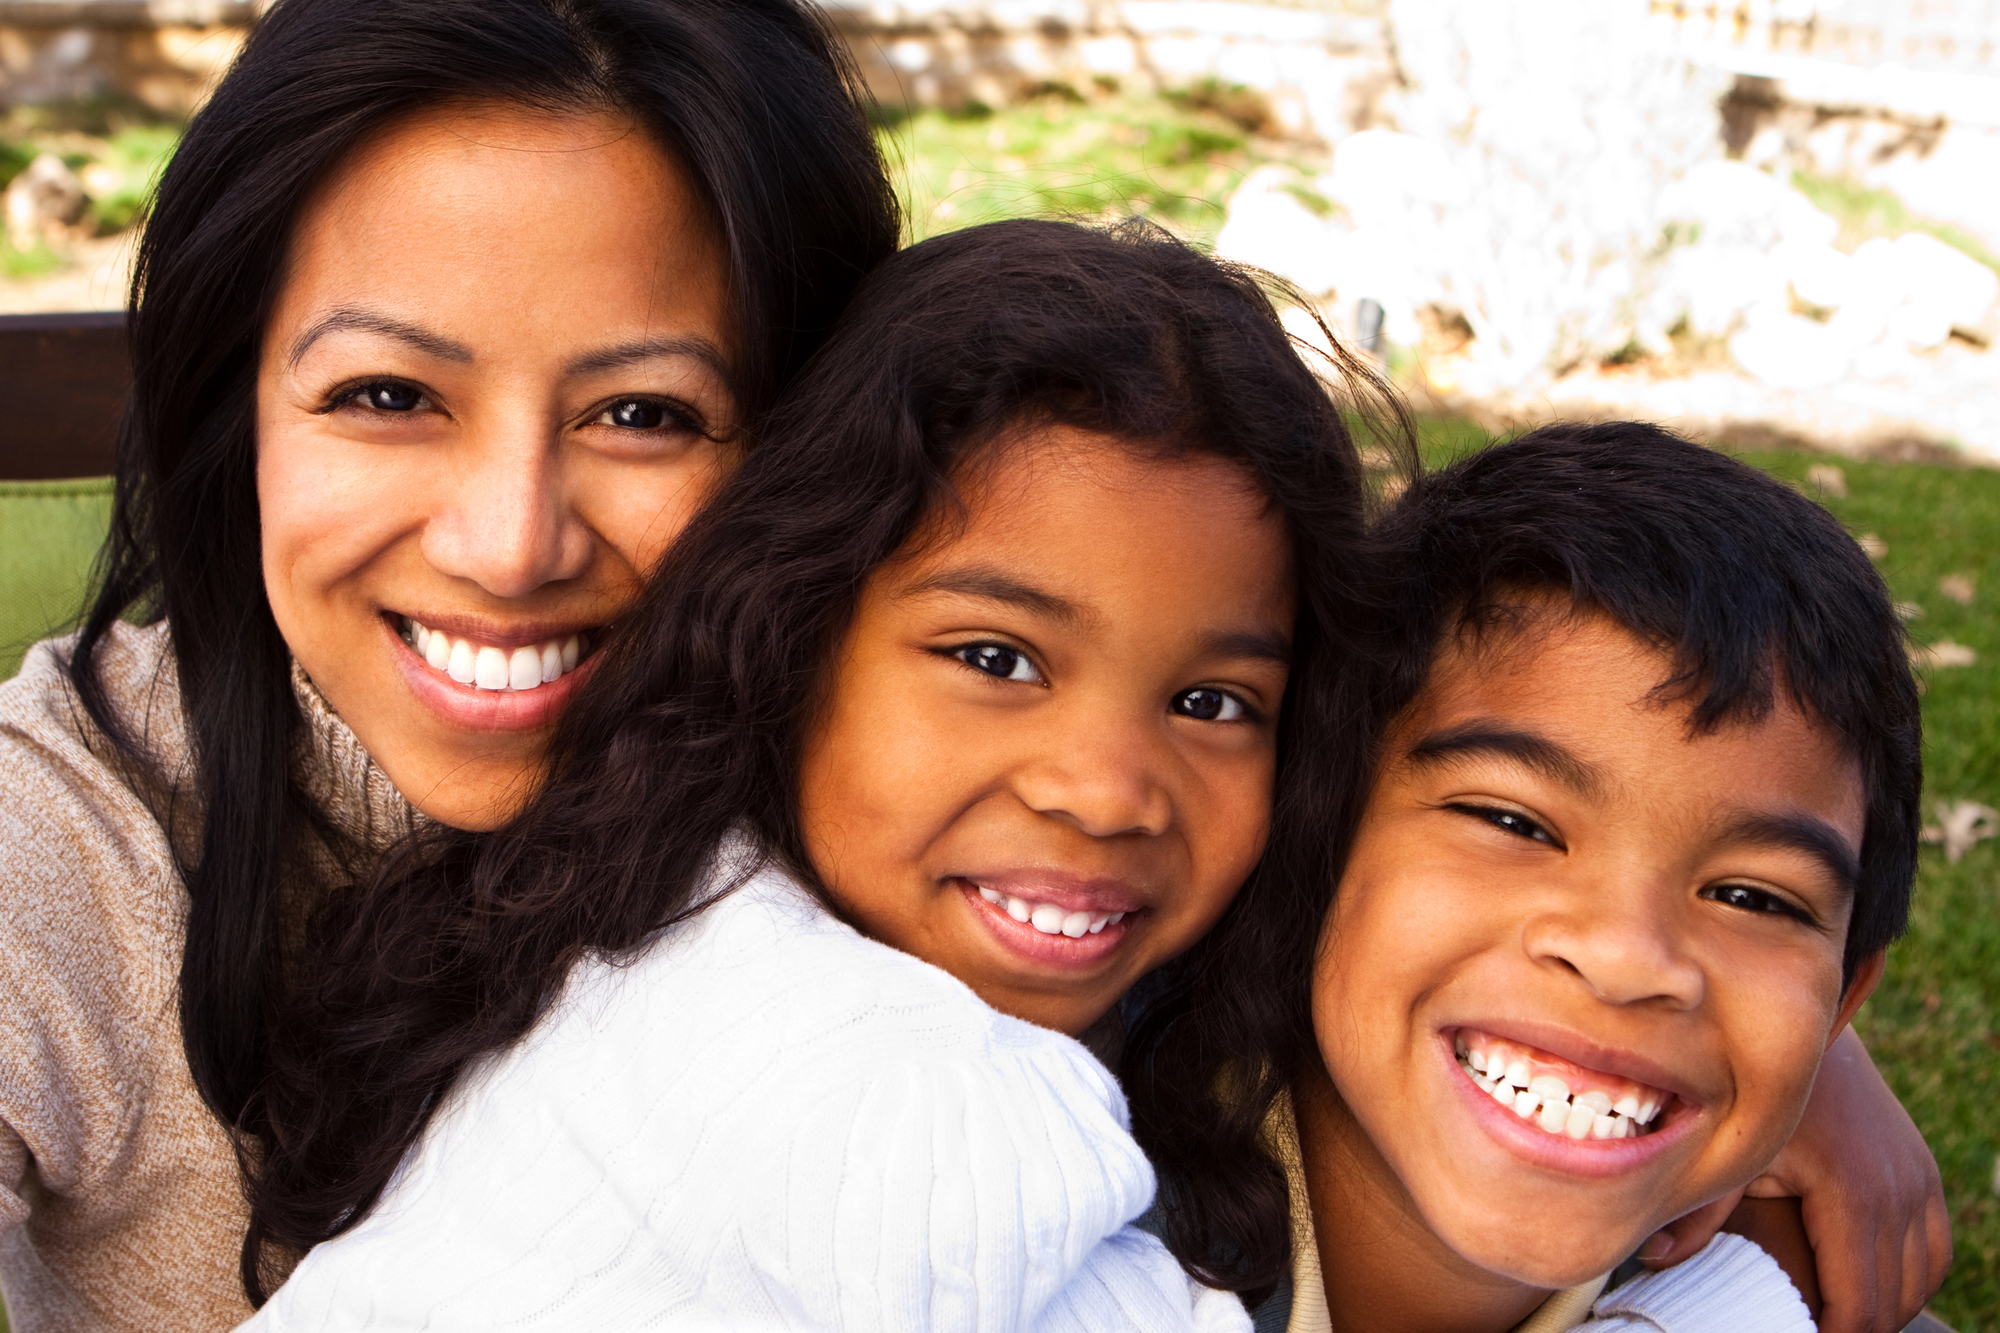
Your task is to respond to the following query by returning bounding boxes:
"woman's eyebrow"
[1715,811,1862,898]
[902,567,1084,624]
[1405,722,1603,798]
[564,334,731,380]
[288,308,473,367]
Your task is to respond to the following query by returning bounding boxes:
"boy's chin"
[1425,1206,1658,1290]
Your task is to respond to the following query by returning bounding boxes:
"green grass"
[876,84,1305,246]
[1792,171,2000,276]
[1735,449,2000,1332]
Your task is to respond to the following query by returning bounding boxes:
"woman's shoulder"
[0,620,186,798]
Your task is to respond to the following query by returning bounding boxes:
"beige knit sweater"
[0,621,415,1332]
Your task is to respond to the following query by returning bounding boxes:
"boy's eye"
[1449,803,1559,847]
[1171,687,1248,722]
[953,644,1044,684]
[1701,882,1811,922]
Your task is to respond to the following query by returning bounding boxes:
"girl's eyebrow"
[902,567,1084,625]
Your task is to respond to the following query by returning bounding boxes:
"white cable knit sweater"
[240,850,1249,1332]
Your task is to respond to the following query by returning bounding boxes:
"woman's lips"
[383,612,603,732]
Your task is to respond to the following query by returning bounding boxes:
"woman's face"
[258,103,735,829]
[797,429,1295,1035]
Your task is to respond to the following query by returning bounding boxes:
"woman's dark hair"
[244,217,1409,1300]
[1148,420,1924,1295]
[60,0,896,1291]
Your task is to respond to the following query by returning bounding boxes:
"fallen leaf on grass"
[1919,799,1998,863]
[1807,463,1848,499]
[1909,640,1977,668]
[1857,533,1887,559]
[1939,574,1975,605]
[1897,601,1925,621]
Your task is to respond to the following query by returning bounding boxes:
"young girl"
[234,219,1394,1328]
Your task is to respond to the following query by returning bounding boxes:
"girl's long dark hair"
[60,0,896,1290]
[247,218,1409,1298]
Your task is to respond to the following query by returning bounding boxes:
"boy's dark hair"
[1378,422,1920,982]
[1137,419,1921,1298]
[246,218,1408,1300]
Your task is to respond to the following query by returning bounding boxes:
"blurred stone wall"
[824,0,1394,141]
[0,2,251,115]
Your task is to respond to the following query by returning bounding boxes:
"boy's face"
[1312,607,1879,1288]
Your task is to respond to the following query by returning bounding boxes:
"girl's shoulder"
[518,856,1125,1115]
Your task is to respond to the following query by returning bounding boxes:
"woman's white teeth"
[974,885,1124,937]
[1459,1044,1664,1141]
[406,619,585,691]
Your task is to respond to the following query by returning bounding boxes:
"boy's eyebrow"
[1405,723,1603,798]
[1716,811,1862,898]
[902,567,1085,624]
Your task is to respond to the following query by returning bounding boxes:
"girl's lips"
[956,880,1134,970]
[384,614,602,732]
[1442,1032,1700,1179]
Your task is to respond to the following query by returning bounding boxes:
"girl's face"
[258,103,735,829]
[798,428,1295,1035]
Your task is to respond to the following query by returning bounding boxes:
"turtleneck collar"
[289,661,423,852]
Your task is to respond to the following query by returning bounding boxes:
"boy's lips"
[1440,1024,1702,1175]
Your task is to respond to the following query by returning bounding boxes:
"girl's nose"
[1012,714,1173,839]
[420,425,593,599]
[1523,883,1707,1011]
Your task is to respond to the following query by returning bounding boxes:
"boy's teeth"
[973,884,1125,937]
[1457,1030,1669,1142]
[404,618,586,692]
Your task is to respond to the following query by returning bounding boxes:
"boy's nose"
[420,426,593,599]
[1523,892,1706,1010]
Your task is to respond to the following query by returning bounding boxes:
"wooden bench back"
[0,312,128,481]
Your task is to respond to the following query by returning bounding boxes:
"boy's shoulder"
[1581,1234,1812,1333]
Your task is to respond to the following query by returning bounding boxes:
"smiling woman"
[255,103,741,826]
[0,0,895,1326]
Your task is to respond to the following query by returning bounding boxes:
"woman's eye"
[954,644,1043,684]
[1702,883,1809,921]
[1172,687,1247,722]
[595,398,693,431]
[354,381,426,413]
[1452,804,1557,846]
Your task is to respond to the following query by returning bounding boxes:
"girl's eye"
[1171,687,1247,722]
[595,398,696,432]
[954,644,1043,684]
[1451,803,1559,847]
[1701,883,1810,922]
[354,381,426,413]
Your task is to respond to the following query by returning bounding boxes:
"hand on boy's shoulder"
[1636,1030,1949,1333]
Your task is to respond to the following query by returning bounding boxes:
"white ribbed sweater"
[242,854,1249,1332]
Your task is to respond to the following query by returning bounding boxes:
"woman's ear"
[1828,949,1887,1048]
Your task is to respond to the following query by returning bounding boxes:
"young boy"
[1267,423,1923,1332]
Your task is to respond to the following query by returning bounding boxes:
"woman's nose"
[1523,880,1707,1011]
[1012,711,1174,839]
[420,425,593,599]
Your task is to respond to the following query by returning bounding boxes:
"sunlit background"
[1,1,1996,1325]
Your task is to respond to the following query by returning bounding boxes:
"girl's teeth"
[972,885,1127,937]
[404,618,587,691]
